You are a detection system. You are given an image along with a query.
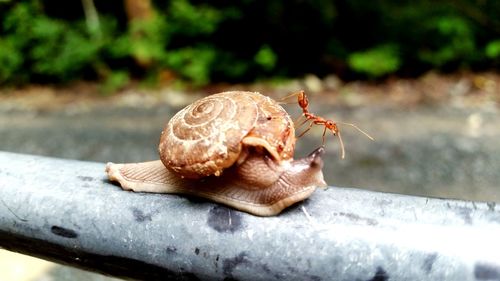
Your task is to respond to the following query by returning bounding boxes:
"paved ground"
[1,86,498,201]
[0,72,499,280]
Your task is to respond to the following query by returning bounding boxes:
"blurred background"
[0,0,499,280]
[1,0,500,86]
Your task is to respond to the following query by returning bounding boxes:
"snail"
[106,91,327,216]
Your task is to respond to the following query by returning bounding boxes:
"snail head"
[287,146,327,188]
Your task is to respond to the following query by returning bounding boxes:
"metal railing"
[1,151,500,281]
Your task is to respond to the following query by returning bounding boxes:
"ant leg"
[294,114,307,129]
[321,126,327,145]
[278,91,303,105]
[297,120,315,138]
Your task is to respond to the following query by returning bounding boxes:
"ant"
[283,90,374,159]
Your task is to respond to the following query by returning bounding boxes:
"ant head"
[326,120,339,134]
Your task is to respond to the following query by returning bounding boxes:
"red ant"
[283,90,374,159]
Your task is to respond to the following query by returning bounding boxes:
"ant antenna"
[336,130,346,159]
[338,122,375,141]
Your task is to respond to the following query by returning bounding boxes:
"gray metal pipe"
[1,151,500,281]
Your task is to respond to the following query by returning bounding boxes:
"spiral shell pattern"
[159,91,295,179]
[159,92,258,178]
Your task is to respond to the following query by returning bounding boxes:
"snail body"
[106,91,326,216]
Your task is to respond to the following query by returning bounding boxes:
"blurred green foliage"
[0,0,499,86]
[486,40,500,59]
[348,45,401,77]
[418,16,476,67]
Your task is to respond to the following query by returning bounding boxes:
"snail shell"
[158,91,295,179]
[106,91,326,216]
